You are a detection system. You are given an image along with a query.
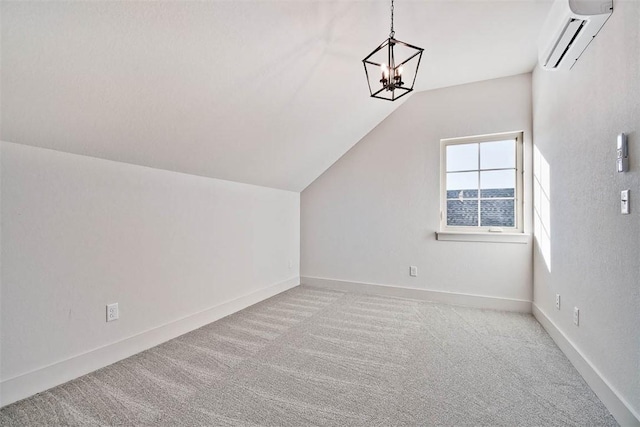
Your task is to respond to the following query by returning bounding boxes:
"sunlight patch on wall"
[533,145,551,271]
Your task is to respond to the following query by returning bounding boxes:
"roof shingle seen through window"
[447,188,515,227]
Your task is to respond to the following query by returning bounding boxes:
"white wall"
[532,0,639,421]
[0,141,300,405]
[301,74,533,304]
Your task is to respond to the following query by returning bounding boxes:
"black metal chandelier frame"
[362,0,424,101]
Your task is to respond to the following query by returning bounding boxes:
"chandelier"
[362,0,424,101]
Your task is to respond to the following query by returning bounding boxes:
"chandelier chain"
[390,0,395,38]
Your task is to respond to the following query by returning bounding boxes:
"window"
[440,131,524,234]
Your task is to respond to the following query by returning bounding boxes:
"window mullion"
[477,144,481,227]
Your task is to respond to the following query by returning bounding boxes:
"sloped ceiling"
[1,1,552,192]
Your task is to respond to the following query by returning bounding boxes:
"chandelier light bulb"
[381,64,389,78]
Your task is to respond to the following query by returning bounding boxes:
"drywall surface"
[1,1,550,192]
[302,74,533,302]
[532,0,640,418]
[0,142,3,402]
[0,142,299,386]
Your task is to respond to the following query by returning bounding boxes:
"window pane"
[480,170,515,198]
[446,143,478,172]
[480,199,515,227]
[480,140,515,170]
[447,171,478,190]
[447,200,478,227]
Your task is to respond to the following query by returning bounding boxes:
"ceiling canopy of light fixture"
[362,0,424,101]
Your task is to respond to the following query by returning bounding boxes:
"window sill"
[436,231,530,244]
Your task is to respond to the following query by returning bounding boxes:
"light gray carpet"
[0,286,617,426]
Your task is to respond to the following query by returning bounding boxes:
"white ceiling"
[1,0,552,192]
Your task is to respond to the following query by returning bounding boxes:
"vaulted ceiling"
[1,1,552,191]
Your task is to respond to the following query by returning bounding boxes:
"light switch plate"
[621,190,630,214]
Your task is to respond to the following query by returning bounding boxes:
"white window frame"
[438,131,525,240]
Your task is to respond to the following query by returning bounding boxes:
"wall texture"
[301,74,533,303]
[0,142,300,404]
[532,0,639,419]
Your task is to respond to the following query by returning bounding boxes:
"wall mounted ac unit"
[538,0,613,71]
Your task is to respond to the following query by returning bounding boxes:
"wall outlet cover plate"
[107,303,119,322]
[409,266,418,277]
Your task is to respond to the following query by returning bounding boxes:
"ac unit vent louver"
[538,0,612,71]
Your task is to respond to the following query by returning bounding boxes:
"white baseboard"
[301,276,532,313]
[533,304,640,427]
[0,277,300,408]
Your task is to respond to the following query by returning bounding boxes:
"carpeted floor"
[0,286,617,426]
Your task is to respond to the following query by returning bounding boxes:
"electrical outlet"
[573,307,579,326]
[107,303,119,322]
[288,259,293,270]
[409,266,418,277]
[555,294,561,310]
